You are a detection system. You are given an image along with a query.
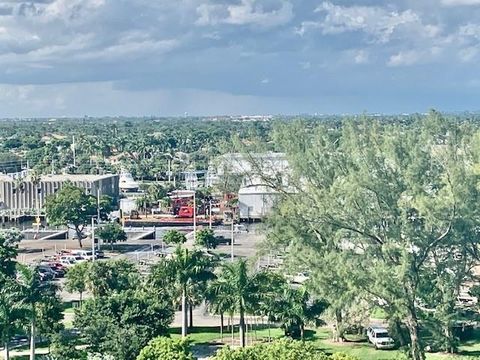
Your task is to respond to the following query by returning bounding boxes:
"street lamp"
[91,215,96,262]
[193,191,196,244]
[230,207,235,262]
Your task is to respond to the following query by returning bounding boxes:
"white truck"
[367,327,395,350]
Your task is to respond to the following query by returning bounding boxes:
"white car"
[59,259,76,267]
[367,327,395,350]
[292,272,309,284]
[71,250,95,261]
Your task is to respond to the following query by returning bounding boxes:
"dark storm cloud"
[0,0,480,116]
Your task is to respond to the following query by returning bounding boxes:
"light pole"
[193,191,196,244]
[96,189,101,251]
[230,208,235,262]
[91,216,96,262]
[209,199,212,230]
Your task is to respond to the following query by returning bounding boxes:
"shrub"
[136,337,194,360]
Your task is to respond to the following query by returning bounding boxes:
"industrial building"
[238,184,278,221]
[0,173,119,218]
[212,153,289,221]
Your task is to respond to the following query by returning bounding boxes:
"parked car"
[291,272,310,284]
[71,250,95,260]
[60,259,77,267]
[367,327,395,350]
[95,249,105,258]
[39,262,66,277]
[37,266,55,281]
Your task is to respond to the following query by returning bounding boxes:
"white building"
[238,184,278,221]
[119,171,139,192]
[213,153,289,221]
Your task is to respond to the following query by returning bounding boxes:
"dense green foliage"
[75,290,174,360]
[149,247,216,337]
[211,339,358,360]
[64,261,89,303]
[97,222,128,249]
[195,228,218,249]
[44,183,98,247]
[266,113,480,359]
[0,117,274,180]
[0,229,23,281]
[136,337,194,360]
[163,229,187,245]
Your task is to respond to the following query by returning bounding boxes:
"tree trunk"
[79,292,83,307]
[444,325,456,354]
[300,324,305,341]
[393,319,407,346]
[4,340,9,360]
[334,309,345,342]
[406,314,425,360]
[239,308,246,347]
[231,315,234,345]
[75,227,83,248]
[181,288,188,338]
[30,319,36,360]
[220,313,224,341]
[189,303,193,329]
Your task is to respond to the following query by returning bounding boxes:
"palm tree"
[16,266,58,360]
[0,278,24,360]
[206,280,234,341]
[270,286,328,340]
[211,259,270,347]
[165,247,215,337]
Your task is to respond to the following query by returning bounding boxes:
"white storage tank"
[238,185,278,221]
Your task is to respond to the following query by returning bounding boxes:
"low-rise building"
[0,173,119,216]
[238,184,278,221]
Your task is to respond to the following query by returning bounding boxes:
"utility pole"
[72,136,76,169]
[91,216,96,261]
[230,208,234,262]
[97,189,101,251]
[193,191,196,244]
[209,199,212,230]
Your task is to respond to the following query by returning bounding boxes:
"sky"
[0,0,480,117]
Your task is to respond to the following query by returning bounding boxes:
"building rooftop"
[0,173,118,183]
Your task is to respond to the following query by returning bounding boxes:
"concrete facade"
[0,174,119,215]
[238,184,278,221]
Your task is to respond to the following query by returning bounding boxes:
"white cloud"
[295,1,441,44]
[43,0,105,22]
[299,61,311,69]
[387,50,420,66]
[312,2,423,43]
[387,47,442,66]
[196,0,293,28]
[458,46,480,61]
[459,23,480,39]
[441,0,480,6]
[353,50,369,64]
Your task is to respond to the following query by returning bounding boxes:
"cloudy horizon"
[1,0,480,117]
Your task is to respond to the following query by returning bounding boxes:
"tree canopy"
[211,339,358,360]
[266,114,480,360]
[44,183,97,247]
[136,337,194,360]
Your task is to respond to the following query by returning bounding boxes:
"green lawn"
[169,325,284,345]
[170,325,480,360]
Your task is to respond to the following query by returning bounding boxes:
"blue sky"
[0,0,480,117]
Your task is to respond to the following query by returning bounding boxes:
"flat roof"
[0,173,118,183]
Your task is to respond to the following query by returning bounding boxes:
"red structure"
[177,206,194,218]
